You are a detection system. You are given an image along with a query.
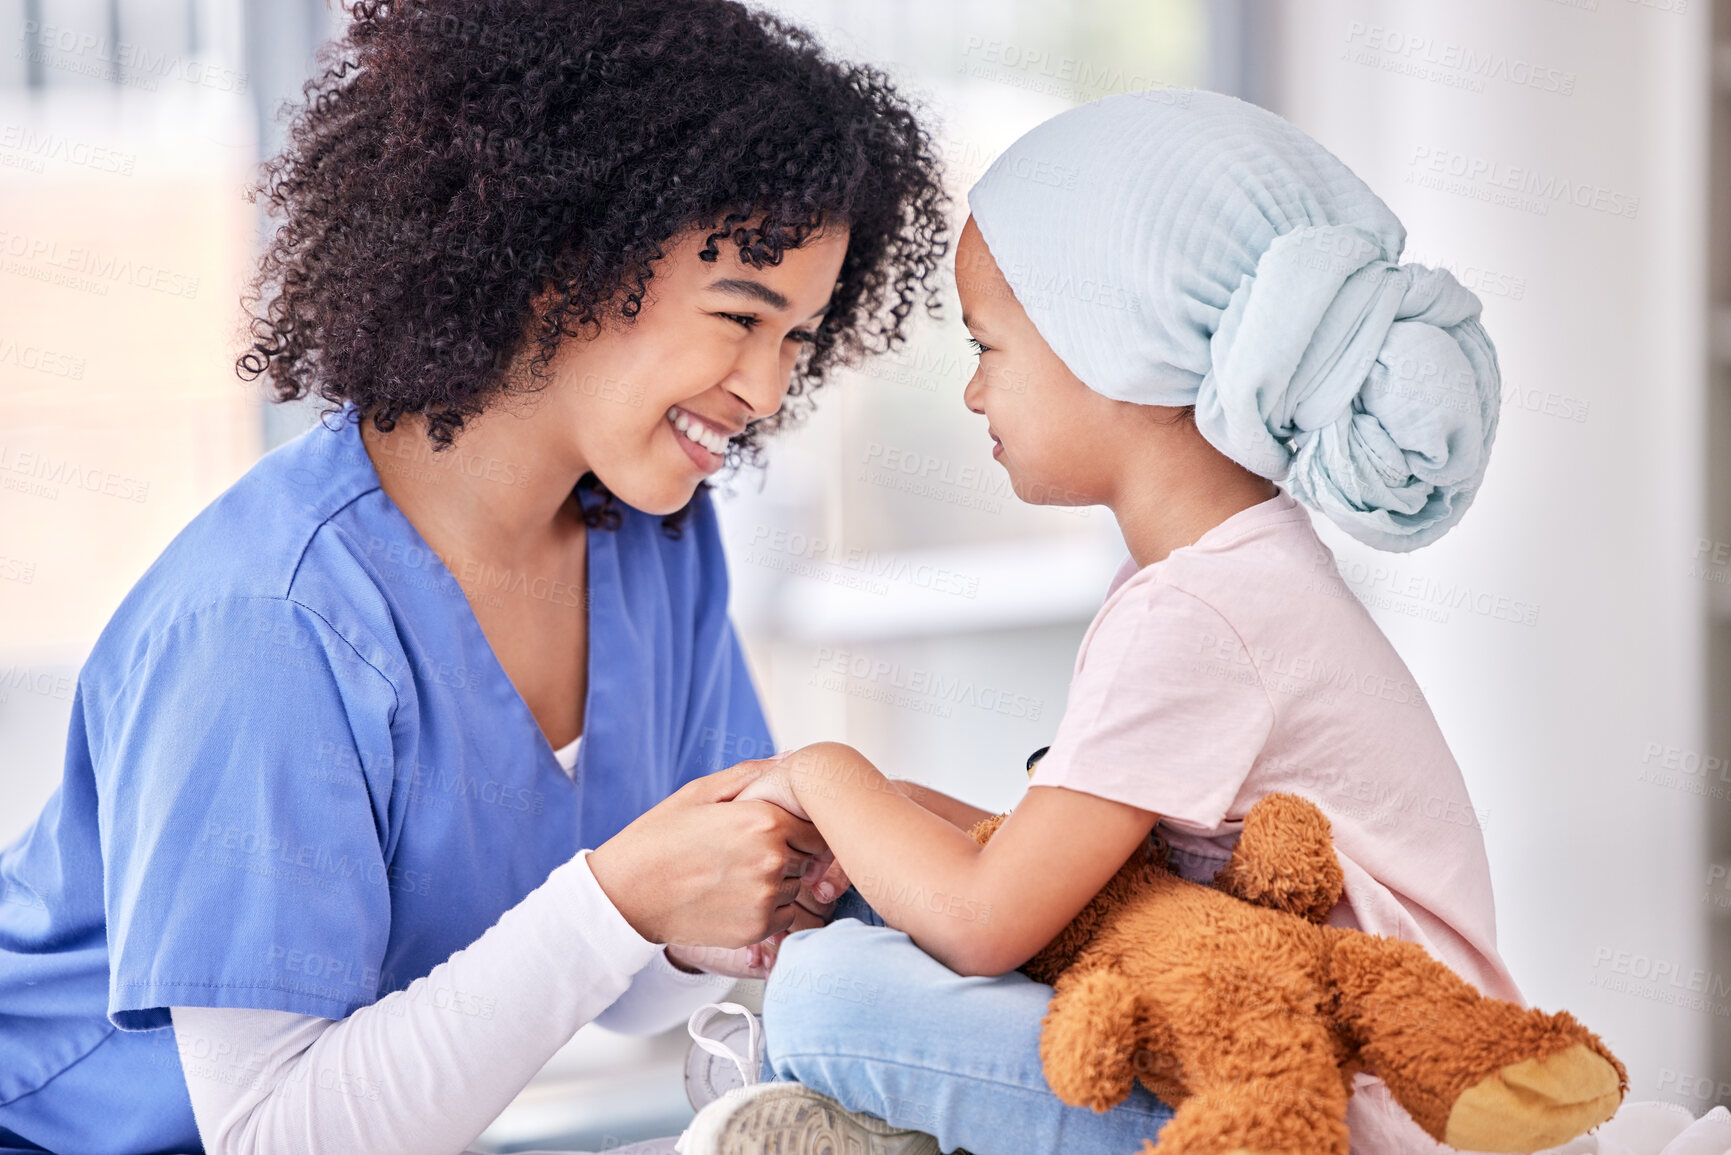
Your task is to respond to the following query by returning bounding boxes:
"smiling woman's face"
[537,224,850,516]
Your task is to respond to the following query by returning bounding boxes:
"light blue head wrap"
[966,90,1501,552]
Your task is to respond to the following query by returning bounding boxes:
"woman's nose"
[728,339,792,419]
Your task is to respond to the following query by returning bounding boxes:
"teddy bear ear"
[1212,793,1345,924]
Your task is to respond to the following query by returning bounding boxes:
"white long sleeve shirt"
[171,737,732,1155]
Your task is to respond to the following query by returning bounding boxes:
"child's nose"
[961,365,989,414]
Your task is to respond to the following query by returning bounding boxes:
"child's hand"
[665,937,784,980]
[731,752,807,821]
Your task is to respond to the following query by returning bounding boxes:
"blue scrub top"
[0,405,774,1155]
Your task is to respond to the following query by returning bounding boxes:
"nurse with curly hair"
[0,3,950,1151]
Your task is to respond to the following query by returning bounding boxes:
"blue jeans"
[760,889,1174,1155]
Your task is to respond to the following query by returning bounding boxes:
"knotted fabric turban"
[967,89,1501,552]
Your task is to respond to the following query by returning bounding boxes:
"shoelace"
[686,1001,765,1090]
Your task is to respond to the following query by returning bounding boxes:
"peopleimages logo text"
[1407,146,1640,219]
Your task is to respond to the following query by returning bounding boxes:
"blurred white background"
[2,0,1726,1149]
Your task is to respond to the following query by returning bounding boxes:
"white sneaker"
[683,1002,765,1112]
[675,1080,941,1155]
[675,1002,940,1155]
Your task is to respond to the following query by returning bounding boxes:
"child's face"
[955,215,1130,508]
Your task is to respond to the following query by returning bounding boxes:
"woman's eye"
[966,336,990,355]
[719,313,818,343]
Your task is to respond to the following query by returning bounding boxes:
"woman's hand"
[586,762,831,950]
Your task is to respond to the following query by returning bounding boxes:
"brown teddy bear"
[966,791,1626,1155]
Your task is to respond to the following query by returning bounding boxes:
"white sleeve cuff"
[568,848,662,977]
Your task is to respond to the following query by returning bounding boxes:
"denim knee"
[763,918,897,1062]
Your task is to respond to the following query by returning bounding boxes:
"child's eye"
[966,336,991,355]
[786,329,819,345]
[718,312,759,331]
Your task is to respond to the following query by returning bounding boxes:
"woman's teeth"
[668,408,731,457]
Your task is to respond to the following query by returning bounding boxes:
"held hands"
[664,749,854,979]
[662,859,829,981]
[587,759,825,951]
[665,750,850,979]
[732,749,850,906]
[585,750,848,978]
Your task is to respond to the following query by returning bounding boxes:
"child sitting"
[681,89,1515,1155]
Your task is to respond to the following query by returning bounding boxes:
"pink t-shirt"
[1033,488,1520,1154]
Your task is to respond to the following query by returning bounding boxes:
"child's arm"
[887,778,996,830]
[738,742,1157,977]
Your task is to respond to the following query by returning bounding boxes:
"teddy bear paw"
[1443,1043,1624,1153]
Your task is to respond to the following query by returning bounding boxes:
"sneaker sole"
[687,1082,940,1155]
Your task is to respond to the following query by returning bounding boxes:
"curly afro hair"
[238,0,950,479]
